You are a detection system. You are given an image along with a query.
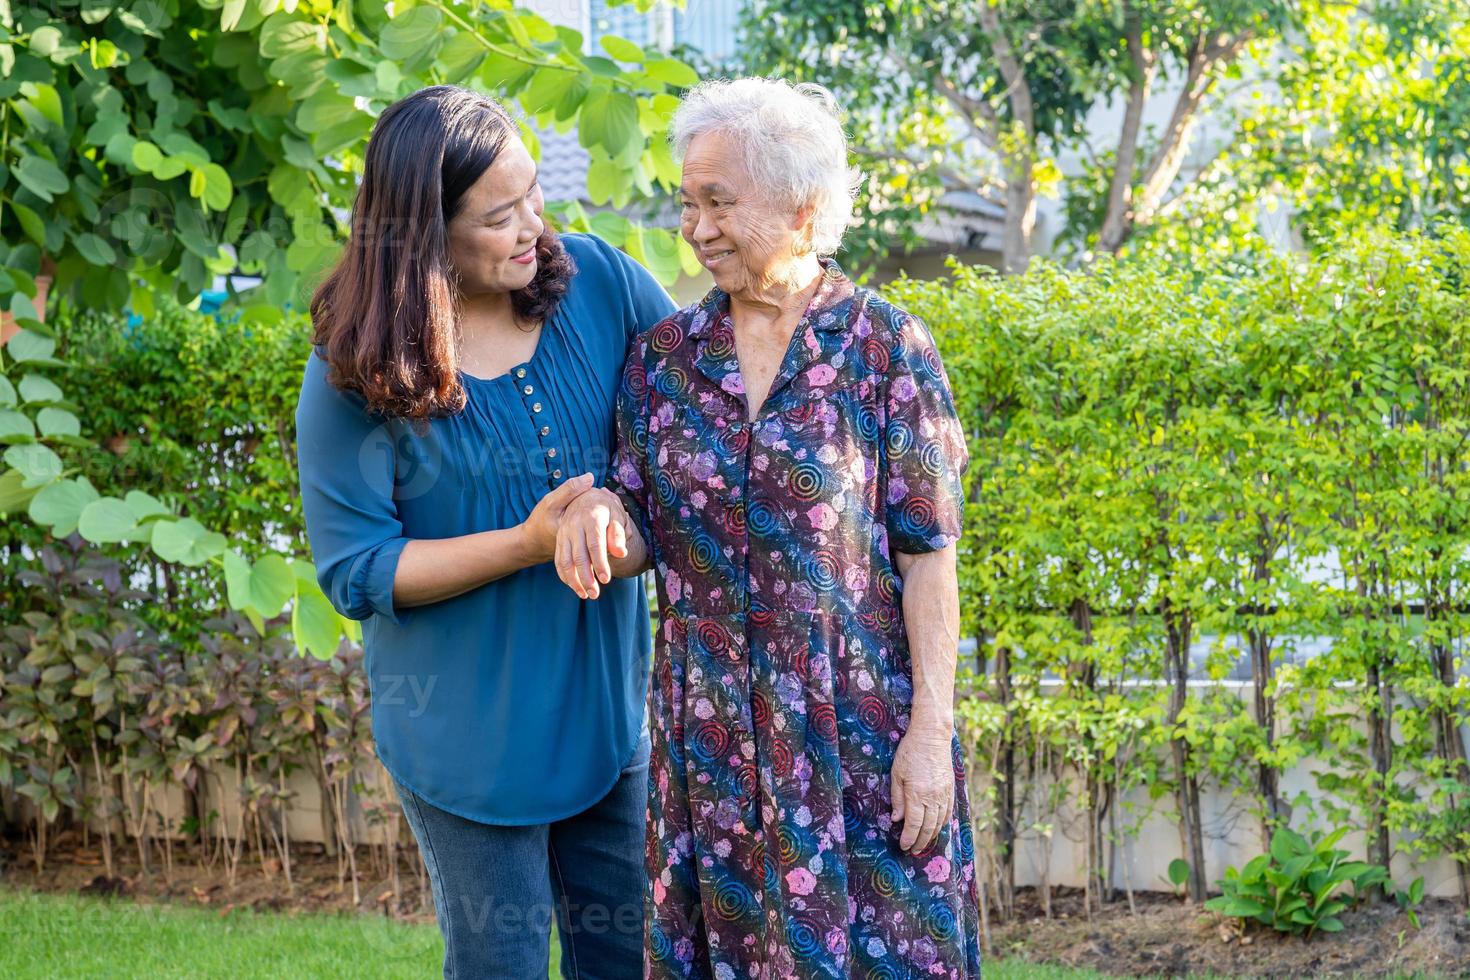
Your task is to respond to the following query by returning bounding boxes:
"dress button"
[523,385,533,396]
[540,426,550,436]
[547,448,557,459]
[515,367,526,378]
[552,469,562,479]
[533,402,542,413]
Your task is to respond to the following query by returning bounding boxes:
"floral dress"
[610,260,982,979]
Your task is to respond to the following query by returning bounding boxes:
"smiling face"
[678,130,810,297]
[445,136,545,297]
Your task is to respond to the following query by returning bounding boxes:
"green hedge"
[1,297,311,644]
[4,232,1468,916]
[888,228,1470,908]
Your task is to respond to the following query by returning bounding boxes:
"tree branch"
[1133,30,1253,227]
[976,2,1034,139]
[1097,11,1157,253]
[850,144,1007,207]
[932,72,1000,152]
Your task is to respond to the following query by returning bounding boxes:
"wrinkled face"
[678,130,807,296]
[445,137,545,297]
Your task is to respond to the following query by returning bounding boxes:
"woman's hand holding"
[520,472,595,564]
[555,486,633,600]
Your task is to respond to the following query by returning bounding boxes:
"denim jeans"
[391,729,651,979]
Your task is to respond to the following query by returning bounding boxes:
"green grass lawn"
[0,886,1133,979]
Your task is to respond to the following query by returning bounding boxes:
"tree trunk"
[1163,597,1207,901]
[995,643,1017,915]
[1001,162,1036,275]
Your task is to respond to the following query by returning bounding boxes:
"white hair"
[670,77,864,257]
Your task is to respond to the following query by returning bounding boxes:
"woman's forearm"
[393,525,541,608]
[895,544,960,736]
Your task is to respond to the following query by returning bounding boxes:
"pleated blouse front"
[295,232,677,825]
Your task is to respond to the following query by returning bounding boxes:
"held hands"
[521,472,596,564]
[554,485,633,600]
[890,726,956,855]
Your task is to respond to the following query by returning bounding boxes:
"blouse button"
[547,448,557,459]
[522,385,534,396]
[515,367,526,378]
[552,469,562,479]
[533,403,542,413]
[540,426,550,436]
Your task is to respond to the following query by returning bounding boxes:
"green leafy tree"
[743,0,1298,272]
[0,0,698,656]
[1137,1,1470,262]
[744,1,1467,272]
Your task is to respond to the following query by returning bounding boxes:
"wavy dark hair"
[310,85,575,420]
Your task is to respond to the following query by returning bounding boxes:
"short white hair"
[671,77,863,257]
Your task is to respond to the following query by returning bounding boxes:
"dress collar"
[686,257,855,338]
[686,257,859,414]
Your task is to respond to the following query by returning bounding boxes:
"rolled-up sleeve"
[294,351,412,625]
[882,312,970,555]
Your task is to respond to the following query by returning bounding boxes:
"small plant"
[1205,827,1387,939]
[1393,876,1426,929]
[1167,858,1192,898]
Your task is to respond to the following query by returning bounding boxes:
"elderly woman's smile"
[678,127,822,298]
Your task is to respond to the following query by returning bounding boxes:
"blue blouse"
[294,233,677,825]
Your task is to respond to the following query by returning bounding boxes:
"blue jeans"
[391,730,651,979]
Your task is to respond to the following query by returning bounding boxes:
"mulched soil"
[991,886,1470,978]
[0,827,436,925]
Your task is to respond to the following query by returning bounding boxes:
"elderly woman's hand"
[890,726,955,854]
[554,485,633,600]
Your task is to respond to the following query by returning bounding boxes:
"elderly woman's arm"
[879,310,971,856]
[889,544,961,854]
[555,488,652,599]
[555,332,657,599]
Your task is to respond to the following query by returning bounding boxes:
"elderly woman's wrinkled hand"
[890,727,956,854]
[554,484,631,600]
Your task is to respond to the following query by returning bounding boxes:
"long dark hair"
[310,85,574,420]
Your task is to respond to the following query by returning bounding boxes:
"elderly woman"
[556,78,982,977]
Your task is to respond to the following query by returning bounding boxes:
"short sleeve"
[294,351,413,625]
[882,312,970,555]
[605,336,655,552]
[588,233,679,342]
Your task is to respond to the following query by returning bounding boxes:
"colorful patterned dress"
[610,260,982,979]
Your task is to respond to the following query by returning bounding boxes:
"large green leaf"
[258,15,326,58]
[78,497,140,543]
[13,154,68,202]
[224,550,296,619]
[601,35,645,63]
[292,584,343,660]
[578,90,642,163]
[7,330,57,363]
[17,374,62,403]
[0,410,34,441]
[0,468,40,515]
[378,6,443,62]
[36,407,80,438]
[3,444,62,487]
[28,477,99,535]
[151,517,227,566]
